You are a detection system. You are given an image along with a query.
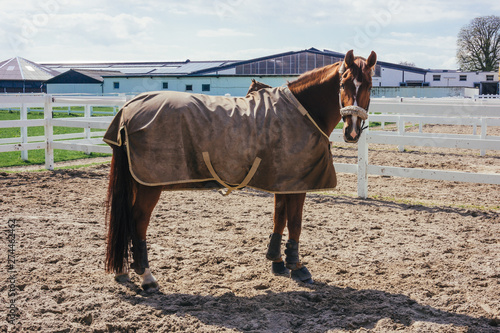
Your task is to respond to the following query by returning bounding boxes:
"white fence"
[0,94,127,170]
[1,94,499,198]
[330,97,500,197]
[475,94,500,100]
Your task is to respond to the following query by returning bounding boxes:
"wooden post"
[20,104,28,161]
[357,127,369,199]
[44,95,54,170]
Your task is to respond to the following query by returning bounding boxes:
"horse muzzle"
[343,130,361,143]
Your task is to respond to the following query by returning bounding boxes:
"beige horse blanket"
[103,86,336,194]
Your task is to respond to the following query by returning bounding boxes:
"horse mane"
[288,56,372,95]
[288,62,341,94]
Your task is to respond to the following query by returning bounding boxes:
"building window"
[459,75,467,81]
[162,82,168,89]
[486,75,494,81]
[113,82,120,89]
[433,75,441,81]
[202,84,210,92]
[185,84,193,91]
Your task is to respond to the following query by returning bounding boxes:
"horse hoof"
[114,273,130,283]
[141,281,159,293]
[291,266,314,284]
[271,261,290,276]
[140,268,159,292]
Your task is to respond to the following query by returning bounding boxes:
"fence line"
[474,94,500,100]
[1,94,499,198]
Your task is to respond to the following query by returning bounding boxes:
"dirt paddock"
[1,125,499,332]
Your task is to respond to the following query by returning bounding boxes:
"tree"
[457,15,500,72]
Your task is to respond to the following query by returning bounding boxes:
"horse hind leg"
[267,233,290,276]
[284,239,313,284]
[131,184,162,292]
[266,195,290,276]
[283,193,313,284]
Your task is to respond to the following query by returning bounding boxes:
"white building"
[40,48,499,97]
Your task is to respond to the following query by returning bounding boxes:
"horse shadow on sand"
[118,281,497,332]
[114,194,497,332]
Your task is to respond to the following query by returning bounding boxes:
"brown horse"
[246,78,272,95]
[105,50,377,291]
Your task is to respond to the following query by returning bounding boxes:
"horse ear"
[344,50,355,68]
[367,51,377,68]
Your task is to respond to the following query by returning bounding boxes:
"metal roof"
[45,69,125,84]
[0,49,433,84]
[43,60,238,76]
[0,57,58,81]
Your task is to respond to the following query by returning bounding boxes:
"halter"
[338,62,369,132]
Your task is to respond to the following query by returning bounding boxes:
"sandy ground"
[0,125,499,332]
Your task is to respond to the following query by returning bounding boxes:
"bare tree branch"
[456,15,500,71]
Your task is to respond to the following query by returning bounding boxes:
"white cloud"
[197,28,254,38]
[1,0,498,68]
[48,12,155,44]
[390,32,417,38]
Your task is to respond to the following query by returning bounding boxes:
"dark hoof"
[114,273,130,283]
[142,281,159,293]
[271,261,290,276]
[291,266,314,284]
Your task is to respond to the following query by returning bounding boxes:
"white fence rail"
[0,94,127,169]
[330,97,500,197]
[1,94,499,198]
[475,94,500,100]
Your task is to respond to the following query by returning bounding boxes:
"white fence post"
[480,117,487,156]
[84,104,92,155]
[357,128,369,198]
[398,115,405,152]
[84,104,91,140]
[20,103,28,161]
[44,95,54,170]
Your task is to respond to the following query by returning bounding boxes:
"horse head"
[339,50,377,143]
[246,79,272,95]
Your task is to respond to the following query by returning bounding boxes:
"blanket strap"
[202,152,262,196]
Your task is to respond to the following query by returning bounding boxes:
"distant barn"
[1,49,498,96]
[0,57,58,93]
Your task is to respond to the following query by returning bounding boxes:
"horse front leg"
[284,193,313,284]
[266,194,290,276]
[130,184,162,292]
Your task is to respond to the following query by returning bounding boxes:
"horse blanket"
[103,86,337,194]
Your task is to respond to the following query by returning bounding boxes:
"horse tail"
[105,143,136,274]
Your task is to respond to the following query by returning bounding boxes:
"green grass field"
[0,108,112,168]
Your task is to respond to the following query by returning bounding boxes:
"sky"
[1,0,499,69]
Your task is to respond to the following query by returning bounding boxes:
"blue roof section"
[187,48,428,76]
[187,48,339,75]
